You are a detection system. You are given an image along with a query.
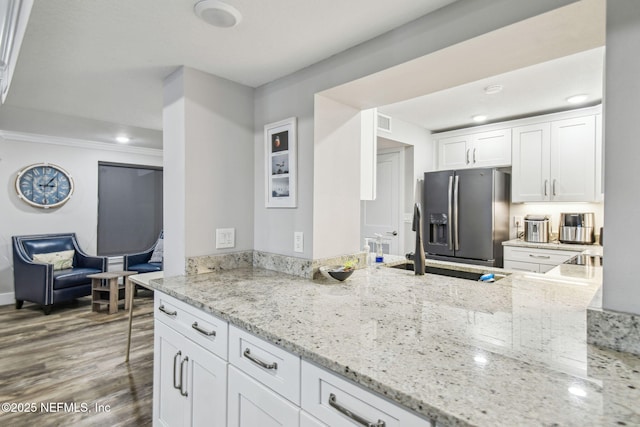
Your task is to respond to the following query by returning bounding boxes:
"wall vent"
[377,113,392,132]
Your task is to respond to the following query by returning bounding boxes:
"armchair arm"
[75,253,107,271]
[12,247,54,304]
[124,248,155,269]
[69,234,107,271]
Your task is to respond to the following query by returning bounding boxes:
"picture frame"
[265,117,297,208]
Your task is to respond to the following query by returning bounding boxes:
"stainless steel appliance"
[423,168,510,267]
[524,215,550,243]
[559,212,595,244]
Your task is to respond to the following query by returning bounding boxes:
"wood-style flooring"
[0,291,154,427]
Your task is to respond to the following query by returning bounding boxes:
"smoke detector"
[194,0,242,28]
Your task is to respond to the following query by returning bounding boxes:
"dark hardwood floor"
[0,291,154,426]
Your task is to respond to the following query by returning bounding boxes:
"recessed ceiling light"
[484,84,503,95]
[116,136,130,144]
[472,115,487,123]
[194,0,242,28]
[566,94,588,104]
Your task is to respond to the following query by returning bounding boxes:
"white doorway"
[361,150,404,255]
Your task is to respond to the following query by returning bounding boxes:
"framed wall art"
[265,117,297,208]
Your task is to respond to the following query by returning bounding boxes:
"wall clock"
[15,163,75,209]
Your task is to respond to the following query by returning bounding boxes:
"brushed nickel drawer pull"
[328,393,386,427]
[243,348,278,370]
[159,305,177,317]
[529,254,551,259]
[192,322,216,337]
[180,356,189,397]
[173,351,182,390]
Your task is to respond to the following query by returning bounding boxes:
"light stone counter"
[503,238,603,254]
[149,262,639,427]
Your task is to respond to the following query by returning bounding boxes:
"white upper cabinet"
[512,113,597,202]
[437,128,511,170]
[512,123,551,201]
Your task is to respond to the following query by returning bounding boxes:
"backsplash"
[186,250,365,279]
[509,202,604,240]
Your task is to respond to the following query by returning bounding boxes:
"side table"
[88,271,137,314]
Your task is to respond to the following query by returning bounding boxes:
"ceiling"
[379,46,604,133]
[0,0,458,148]
[0,0,606,150]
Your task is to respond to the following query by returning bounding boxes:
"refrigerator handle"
[447,176,453,250]
[453,175,460,251]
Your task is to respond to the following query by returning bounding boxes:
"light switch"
[216,228,235,249]
[294,231,304,253]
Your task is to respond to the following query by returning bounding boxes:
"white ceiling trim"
[0,130,163,157]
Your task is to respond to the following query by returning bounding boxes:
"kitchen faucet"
[412,203,426,275]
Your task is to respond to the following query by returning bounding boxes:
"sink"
[388,262,504,281]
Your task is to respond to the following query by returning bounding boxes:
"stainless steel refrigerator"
[423,168,510,267]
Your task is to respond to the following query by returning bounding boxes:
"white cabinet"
[503,246,581,273]
[512,115,597,202]
[154,321,227,427]
[227,365,300,427]
[153,292,228,427]
[437,128,511,170]
[301,361,432,427]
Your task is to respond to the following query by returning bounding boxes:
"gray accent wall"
[603,0,640,315]
[253,0,577,259]
[163,67,254,276]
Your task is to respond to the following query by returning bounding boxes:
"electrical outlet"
[294,232,304,253]
[216,228,235,249]
[514,216,523,228]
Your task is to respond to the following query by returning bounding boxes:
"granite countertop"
[149,261,639,427]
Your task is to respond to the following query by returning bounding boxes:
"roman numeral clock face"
[15,163,74,208]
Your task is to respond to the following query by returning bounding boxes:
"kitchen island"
[148,259,640,426]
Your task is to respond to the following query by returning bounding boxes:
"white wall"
[602,0,640,315]
[0,134,162,300]
[163,67,254,275]
[253,0,572,259]
[312,95,362,258]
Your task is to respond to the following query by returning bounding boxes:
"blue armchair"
[13,233,107,315]
[123,231,163,274]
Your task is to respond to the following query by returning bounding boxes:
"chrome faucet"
[412,203,426,275]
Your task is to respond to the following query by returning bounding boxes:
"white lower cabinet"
[154,321,227,427]
[227,365,300,427]
[301,361,432,427]
[153,292,435,427]
[300,411,327,427]
[503,246,581,273]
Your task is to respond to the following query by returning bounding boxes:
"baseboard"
[0,292,15,306]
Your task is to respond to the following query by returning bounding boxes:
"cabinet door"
[550,116,596,201]
[512,123,551,202]
[438,135,470,170]
[154,321,190,427]
[188,337,227,427]
[227,365,300,427]
[154,321,227,427]
[471,129,512,167]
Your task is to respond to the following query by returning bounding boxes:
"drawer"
[154,292,228,361]
[504,260,540,273]
[301,360,431,427]
[503,246,580,266]
[229,325,301,405]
